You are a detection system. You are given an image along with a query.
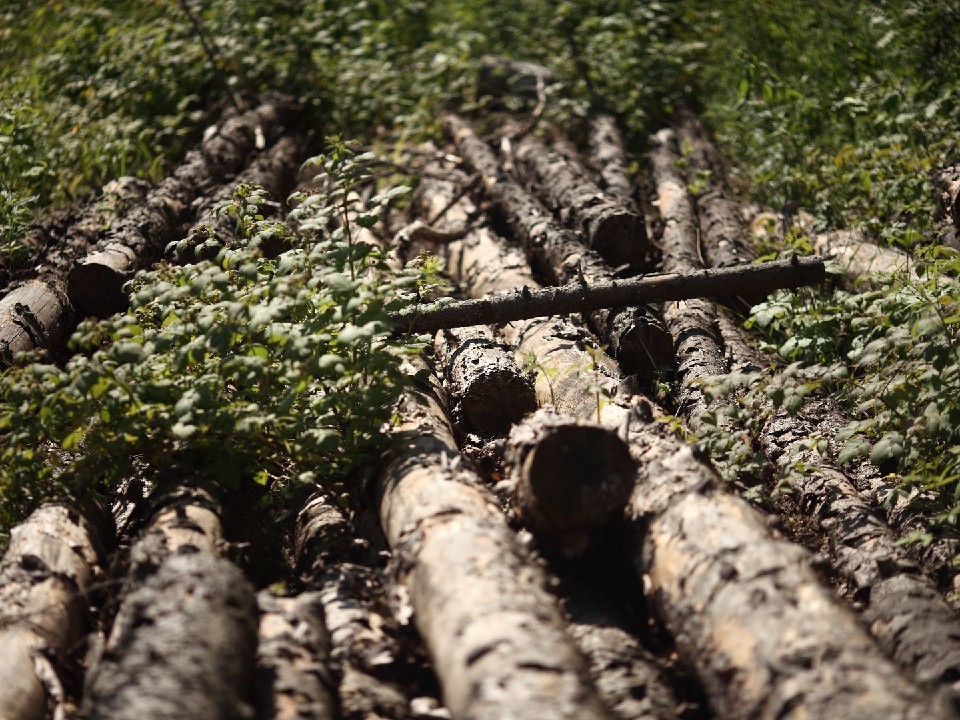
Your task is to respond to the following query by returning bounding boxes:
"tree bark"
[511,133,647,268]
[172,134,306,262]
[627,434,953,720]
[390,256,824,336]
[651,134,960,700]
[503,407,637,560]
[0,504,109,720]
[588,115,635,206]
[83,553,258,720]
[0,280,71,367]
[440,115,673,378]
[255,591,338,720]
[377,362,611,720]
[434,325,537,437]
[68,97,295,318]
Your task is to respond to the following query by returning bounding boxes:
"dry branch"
[503,408,636,560]
[511,132,647,268]
[0,504,109,720]
[377,362,610,720]
[389,256,824,335]
[434,325,537,437]
[477,55,556,103]
[441,115,673,377]
[68,97,295,318]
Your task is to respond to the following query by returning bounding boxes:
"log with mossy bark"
[378,361,611,720]
[652,132,960,699]
[440,115,673,377]
[434,325,537,437]
[83,483,259,720]
[503,407,637,561]
[68,97,295,318]
[510,132,648,268]
[0,504,110,720]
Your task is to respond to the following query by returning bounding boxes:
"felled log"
[84,483,259,720]
[0,504,109,720]
[511,132,647,268]
[441,115,673,377]
[503,408,636,560]
[933,165,960,234]
[0,280,71,367]
[390,256,824,336]
[477,55,555,103]
[588,115,635,205]
[171,134,307,262]
[69,97,294,318]
[255,591,337,720]
[83,553,258,720]
[628,435,953,720]
[378,362,610,720]
[652,138,960,700]
[434,325,537,437]
[296,492,422,720]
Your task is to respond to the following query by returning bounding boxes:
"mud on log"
[441,116,673,377]
[378,363,610,720]
[0,504,109,720]
[434,325,537,437]
[511,132,647,268]
[503,408,636,561]
[69,97,294,318]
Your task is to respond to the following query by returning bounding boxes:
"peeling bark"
[256,591,338,720]
[511,133,647,268]
[0,504,109,720]
[377,364,610,720]
[441,115,673,377]
[84,553,258,720]
[503,407,636,560]
[68,97,295,318]
[434,325,537,437]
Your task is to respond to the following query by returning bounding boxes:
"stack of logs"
[1,87,959,720]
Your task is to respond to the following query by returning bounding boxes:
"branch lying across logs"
[378,362,610,720]
[441,115,673,378]
[503,408,637,560]
[0,504,109,720]
[389,256,824,335]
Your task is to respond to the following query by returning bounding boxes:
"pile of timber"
[2,75,960,720]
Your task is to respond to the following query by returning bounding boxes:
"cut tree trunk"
[503,407,636,560]
[627,433,954,720]
[172,134,307,262]
[389,256,824,335]
[83,553,258,720]
[255,591,338,720]
[296,491,423,720]
[588,115,635,205]
[441,115,673,378]
[377,361,611,720]
[0,504,109,720]
[651,132,960,700]
[84,483,259,720]
[510,132,648,268]
[68,97,295,318]
[434,325,537,437]
[0,280,71,367]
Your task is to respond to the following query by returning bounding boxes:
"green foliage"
[0,143,435,536]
